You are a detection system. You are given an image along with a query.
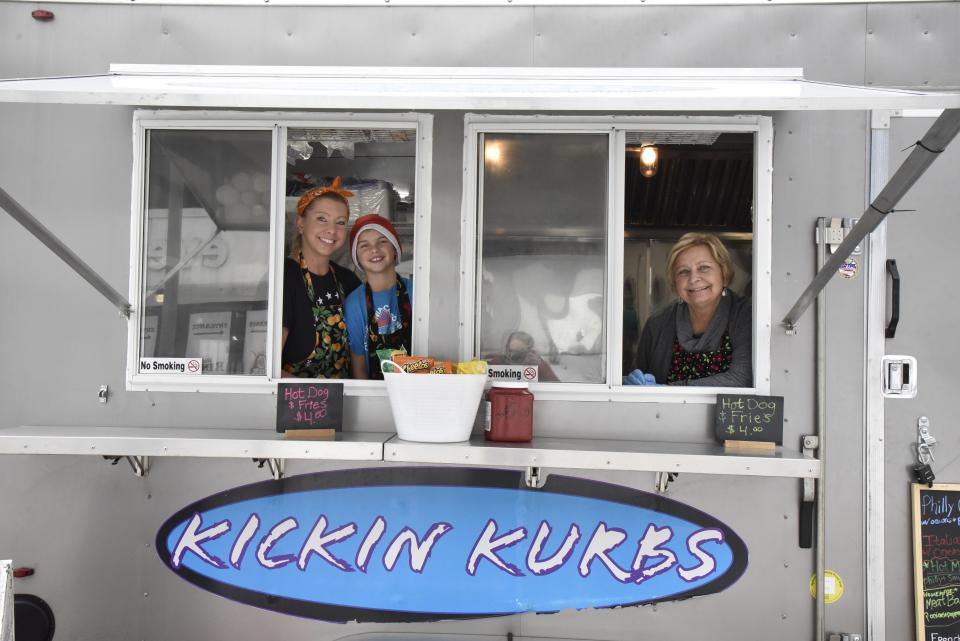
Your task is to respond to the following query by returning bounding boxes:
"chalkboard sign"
[913,483,960,641]
[713,394,784,445]
[276,382,343,433]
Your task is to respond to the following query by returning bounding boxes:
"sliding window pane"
[140,129,272,376]
[478,133,608,383]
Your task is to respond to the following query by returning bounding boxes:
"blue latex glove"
[623,369,657,385]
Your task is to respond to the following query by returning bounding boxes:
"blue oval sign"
[157,467,747,622]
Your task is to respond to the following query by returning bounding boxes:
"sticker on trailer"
[809,569,844,603]
[157,467,748,622]
[838,258,859,280]
[138,357,201,374]
[488,364,538,382]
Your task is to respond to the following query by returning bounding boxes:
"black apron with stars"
[283,255,351,379]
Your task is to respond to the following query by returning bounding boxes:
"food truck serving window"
[127,112,431,392]
[460,115,772,400]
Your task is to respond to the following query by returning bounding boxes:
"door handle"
[886,259,900,339]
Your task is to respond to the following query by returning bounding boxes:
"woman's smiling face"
[298,197,349,260]
[673,244,724,310]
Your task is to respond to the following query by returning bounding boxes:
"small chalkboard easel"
[276,381,344,439]
[714,394,784,453]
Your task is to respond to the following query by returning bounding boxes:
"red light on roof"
[31,9,55,21]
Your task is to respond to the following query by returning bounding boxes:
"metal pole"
[783,108,960,330]
[864,115,891,641]
[0,186,132,317]
[815,217,827,641]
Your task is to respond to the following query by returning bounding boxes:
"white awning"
[0,65,958,111]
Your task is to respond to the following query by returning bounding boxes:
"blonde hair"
[666,232,734,295]
[289,190,351,259]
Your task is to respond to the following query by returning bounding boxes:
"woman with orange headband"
[281,178,362,378]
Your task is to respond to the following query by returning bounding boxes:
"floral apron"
[667,333,733,384]
[283,256,350,379]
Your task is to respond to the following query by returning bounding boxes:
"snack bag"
[429,361,454,374]
[454,360,488,375]
[393,355,435,373]
[376,347,407,372]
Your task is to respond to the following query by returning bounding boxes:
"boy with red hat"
[343,214,413,379]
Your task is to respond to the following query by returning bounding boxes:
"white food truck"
[1,2,959,640]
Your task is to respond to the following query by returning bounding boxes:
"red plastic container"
[484,382,534,442]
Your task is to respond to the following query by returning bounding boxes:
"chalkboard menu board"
[914,483,960,641]
[276,382,343,433]
[713,394,784,445]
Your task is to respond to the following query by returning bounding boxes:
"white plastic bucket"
[382,363,486,442]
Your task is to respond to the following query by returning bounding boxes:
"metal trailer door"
[884,114,960,641]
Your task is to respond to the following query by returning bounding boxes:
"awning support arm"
[0,186,132,319]
[782,108,960,331]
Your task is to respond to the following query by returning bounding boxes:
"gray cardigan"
[634,292,753,387]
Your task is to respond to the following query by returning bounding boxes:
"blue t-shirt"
[344,277,414,362]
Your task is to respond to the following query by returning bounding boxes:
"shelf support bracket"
[524,466,545,489]
[655,472,678,494]
[127,455,149,477]
[103,455,149,477]
[254,458,285,480]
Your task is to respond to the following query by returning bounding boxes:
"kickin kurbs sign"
[157,468,748,622]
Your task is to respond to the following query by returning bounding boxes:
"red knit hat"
[350,214,401,269]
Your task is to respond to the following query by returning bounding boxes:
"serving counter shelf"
[0,426,819,481]
[385,435,820,479]
[0,426,391,461]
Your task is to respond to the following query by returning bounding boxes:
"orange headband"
[295,176,355,217]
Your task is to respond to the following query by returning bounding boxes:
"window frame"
[459,113,772,403]
[126,110,433,394]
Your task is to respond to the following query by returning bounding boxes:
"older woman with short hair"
[625,232,752,387]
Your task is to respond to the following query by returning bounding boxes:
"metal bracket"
[254,458,285,480]
[871,108,898,130]
[828,633,863,641]
[655,472,678,494]
[799,435,819,549]
[802,435,819,502]
[814,218,862,256]
[98,385,109,404]
[103,455,149,477]
[917,416,937,465]
[525,466,545,489]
